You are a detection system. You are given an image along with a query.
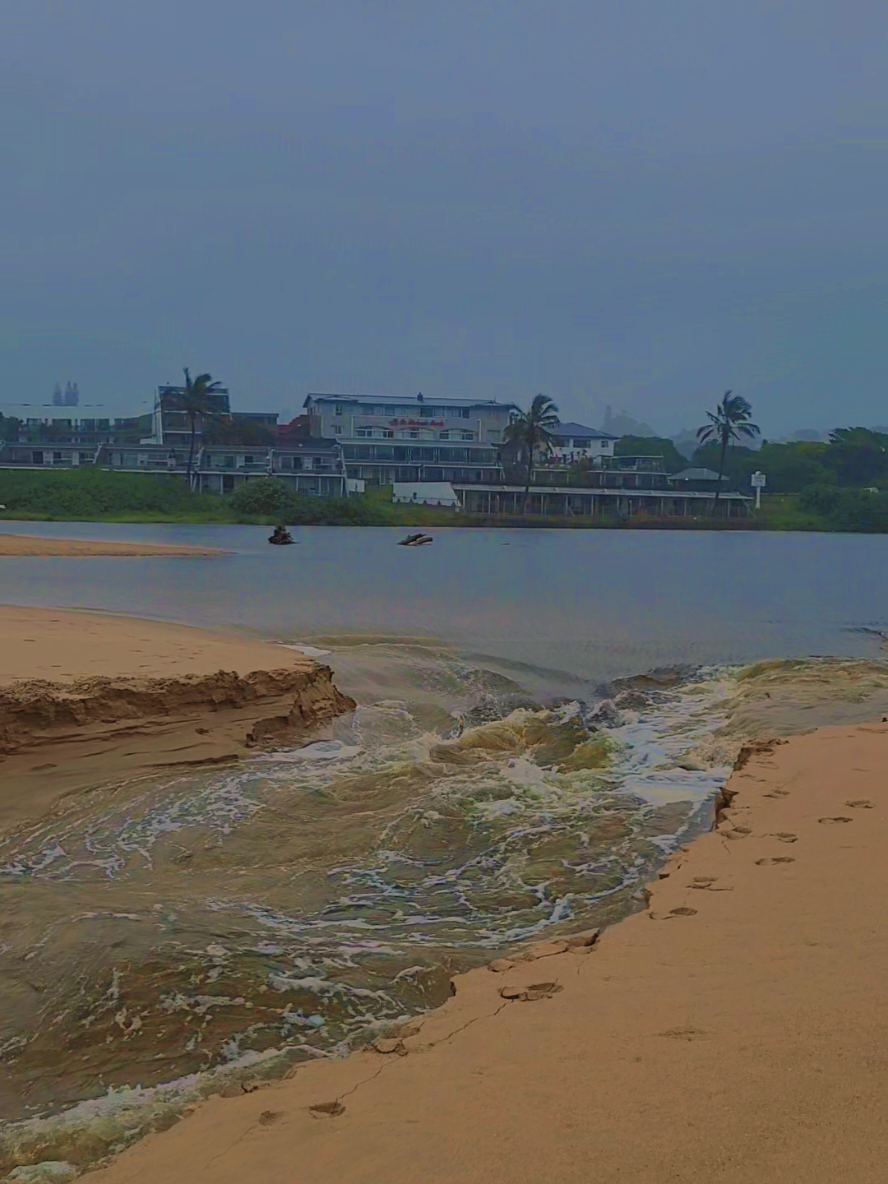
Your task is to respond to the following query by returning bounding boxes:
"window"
[332,425,342,435]
[334,404,343,416]
[382,429,394,438]
[409,430,419,438]
[53,451,63,463]
[460,430,474,441]
[356,428,370,437]
[439,430,450,440]
[373,406,386,415]
[244,455,255,465]
[461,409,470,419]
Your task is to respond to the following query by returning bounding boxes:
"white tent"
[391,482,459,508]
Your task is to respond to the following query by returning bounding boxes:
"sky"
[2,0,886,436]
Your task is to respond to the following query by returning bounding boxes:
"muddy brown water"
[2,524,888,1171]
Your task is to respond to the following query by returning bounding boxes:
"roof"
[671,468,728,482]
[201,438,339,453]
[553,422,618,441]
[452,484,750,500]
[304,393,517,410]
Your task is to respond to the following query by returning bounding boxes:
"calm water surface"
[2,523,888,1170]
[1,522,886,676]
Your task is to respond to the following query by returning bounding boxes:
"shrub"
[827,490,888,533]
[0,467,219,518]
[228,477,296,517]
[798,485,841,515]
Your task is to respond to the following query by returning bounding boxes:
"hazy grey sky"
[2,1,886,434]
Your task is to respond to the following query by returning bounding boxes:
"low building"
[0,442,106,468]
[550,422,618,463]
[454,483,751,518]
[0,438,348,499]
[669,467,730,492]
[194,439,345,498]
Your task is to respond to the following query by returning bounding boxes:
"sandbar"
[0,607,353,828]
[85,725,888,1183]
[0,533,225,557]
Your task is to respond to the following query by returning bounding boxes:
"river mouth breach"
[0,637,739,1124]
[5,630,888,1176]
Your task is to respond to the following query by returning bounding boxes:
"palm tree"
[504,394,560,510]
[696,391,760,511]
[174,368,226,486]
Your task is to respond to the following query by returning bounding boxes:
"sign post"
[751,470,766,511]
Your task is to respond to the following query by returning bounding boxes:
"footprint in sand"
[668,907,698,917]
[846,799,874,809]
[773,832,798,843]
[500,982,563,1002]
[756,856,795,865]
[658,1027,706,1041]
[259,1110,283,1126]
[819,816,852,824]
[310,1101,345,1118]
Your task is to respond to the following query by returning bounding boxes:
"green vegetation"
[5,447,888,533]
[0,469,454,527]
[0,414,22,443]
[685,427,888,499]
[503,393,560,502]
[0,467,238,522]
[174,369,227,484]
[695,391,760,506]
[228,477,381,525]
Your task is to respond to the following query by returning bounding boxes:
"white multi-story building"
[303,393,518,485]
[550,422,618,463]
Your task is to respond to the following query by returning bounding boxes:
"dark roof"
[201,438,339,453]
[304,393,516,409]
[553,422,618,441]
[671,467,728,482]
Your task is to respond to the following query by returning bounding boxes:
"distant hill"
[671,429,698,460]
[601,406,656,437]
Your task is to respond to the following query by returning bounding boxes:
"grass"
[0,469,876,532]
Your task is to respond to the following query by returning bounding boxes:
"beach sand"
[0,607,353,827]
[0,533,225,557]
[82,725,888,1183]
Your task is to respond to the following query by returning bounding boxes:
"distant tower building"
[63,381,79,407]
[53,383,63,406]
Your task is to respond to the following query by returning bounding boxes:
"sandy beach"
[0,607,353,827]
[0,533,225,557]
[65,724,888,1184]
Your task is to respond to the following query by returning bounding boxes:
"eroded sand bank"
[0,607,354,826]
[0,533,226,557]
[76,725,888,1184]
